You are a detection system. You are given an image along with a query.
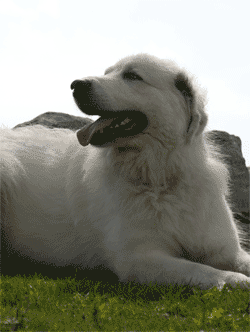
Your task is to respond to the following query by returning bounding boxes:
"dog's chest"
[157,197,226,262]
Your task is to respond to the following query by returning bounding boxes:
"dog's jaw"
[76,111,148,147]
[71,79,149,147]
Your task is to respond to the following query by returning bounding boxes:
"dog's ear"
[175,73,208,144]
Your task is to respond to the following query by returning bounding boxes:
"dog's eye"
[123,71,143,81]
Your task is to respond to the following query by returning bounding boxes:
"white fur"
[1,53,250,290]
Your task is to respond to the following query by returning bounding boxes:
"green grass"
[1,271,249,331]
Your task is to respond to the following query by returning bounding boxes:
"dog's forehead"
[114,54,164,71]
[105,54,179,79]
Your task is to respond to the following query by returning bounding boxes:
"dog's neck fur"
[101,132,229,202]
[102,138,183,194]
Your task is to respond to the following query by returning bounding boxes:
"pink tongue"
[77,117,114,146]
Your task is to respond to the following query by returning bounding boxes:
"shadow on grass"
[2,248,197,304]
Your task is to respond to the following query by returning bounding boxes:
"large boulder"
[205,131,249,224]
[14,111,93,131]
[14,112,250,232]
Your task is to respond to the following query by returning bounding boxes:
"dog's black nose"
[71,80,82,90]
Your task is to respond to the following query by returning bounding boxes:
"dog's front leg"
[114,250,250,290]
[234,249,250,277]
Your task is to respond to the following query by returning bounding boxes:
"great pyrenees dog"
[1,54,250,290]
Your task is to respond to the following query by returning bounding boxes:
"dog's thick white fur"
[1,53,250,290]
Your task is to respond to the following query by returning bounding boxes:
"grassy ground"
[1,271,250,331]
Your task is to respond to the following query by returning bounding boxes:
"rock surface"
[205,131,249,218]
[14,111,93,131]
[14,112,250,230]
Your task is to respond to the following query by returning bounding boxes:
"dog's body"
[1,54,250,290]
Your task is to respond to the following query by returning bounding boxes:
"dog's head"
[71,54,208,148]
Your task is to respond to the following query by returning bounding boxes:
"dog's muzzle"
[71,79,148,147]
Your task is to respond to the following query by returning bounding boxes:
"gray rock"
[14,111,93,131]
[205,131,249,228]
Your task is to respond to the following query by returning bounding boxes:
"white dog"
[1,53,250,290]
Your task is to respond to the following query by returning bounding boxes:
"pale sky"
[1,0,250,166]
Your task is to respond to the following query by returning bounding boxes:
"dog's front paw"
[222,271,250,290]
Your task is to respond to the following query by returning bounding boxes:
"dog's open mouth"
[77,111,148,147]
